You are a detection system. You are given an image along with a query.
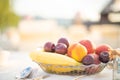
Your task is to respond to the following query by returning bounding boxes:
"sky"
[13,0,111,21]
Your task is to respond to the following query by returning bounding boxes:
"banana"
[30,50,82,73]
[30,50,80,66]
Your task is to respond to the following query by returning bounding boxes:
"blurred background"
[0,0,120,51]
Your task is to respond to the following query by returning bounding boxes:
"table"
[0,51,113,80]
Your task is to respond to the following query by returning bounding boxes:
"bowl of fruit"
[30,38,112,75]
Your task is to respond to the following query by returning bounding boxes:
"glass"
[35,62,107,75]
[113,48,120,80]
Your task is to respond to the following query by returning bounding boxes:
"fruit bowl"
[35,62,107,75]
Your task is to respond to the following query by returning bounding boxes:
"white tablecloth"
[0,51,113,80]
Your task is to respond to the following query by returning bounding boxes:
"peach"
[95,44,112,56]
[67,43,77,57]
[67,43,87,62]
[79,39,95,54]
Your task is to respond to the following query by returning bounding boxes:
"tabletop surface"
[0,51,113,80]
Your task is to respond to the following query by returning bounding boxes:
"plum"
[99,51,110,63]
[57,37,69,48]
[93,53,101,64]
[55,43,67,55]
[44,42,55,52]
[82,54,100,65]
[82,54,94,65]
